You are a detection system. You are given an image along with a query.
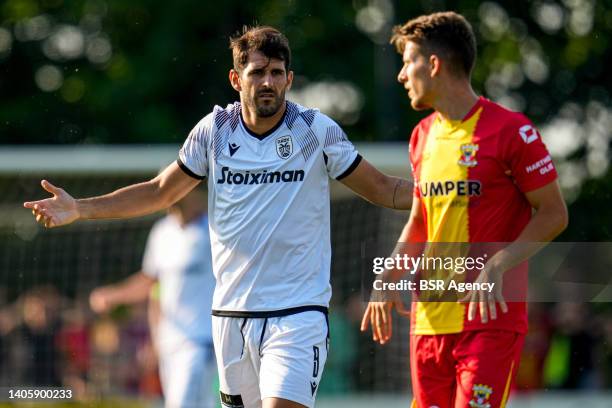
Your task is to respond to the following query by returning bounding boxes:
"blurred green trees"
[1,0,610,143]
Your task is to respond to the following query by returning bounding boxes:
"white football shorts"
[212,309,329,408]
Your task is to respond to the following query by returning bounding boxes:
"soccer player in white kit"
[89,188,216,408]
[24,26,414,408]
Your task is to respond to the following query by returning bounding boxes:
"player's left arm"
[485,180,568,274]
[515,180,567,240]
[319,114,412,210]
[465,180,568,322]
[89,272,157,314]
[465,115,569,322]
[486,115,569,271]
[339,159,413,210]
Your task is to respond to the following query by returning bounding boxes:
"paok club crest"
[275,135,293,159]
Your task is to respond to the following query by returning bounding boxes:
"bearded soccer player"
[361,12,568,408]
[24,27,413,408]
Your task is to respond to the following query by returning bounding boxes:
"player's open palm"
[460,263,507,324]
[23,180,79,228]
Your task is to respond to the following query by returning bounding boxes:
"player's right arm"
[360,195,426,345]
[23,161,200,228]
[90,272,157,314]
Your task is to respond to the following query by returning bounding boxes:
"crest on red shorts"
[469,384,493,408]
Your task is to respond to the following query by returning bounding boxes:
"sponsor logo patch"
[525,154,554,175]
[310,381,318,396]
[229,142,240,157]
[220,391,244,408]
[419,180,482,197]
[216,167,305,185]
[519,124,538,144]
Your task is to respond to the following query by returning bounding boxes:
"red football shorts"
[410,330,525,408]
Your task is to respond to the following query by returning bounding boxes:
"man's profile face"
[236,51,293,117]
[397,41,434,110]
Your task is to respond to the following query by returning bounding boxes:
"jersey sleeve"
[320,115,361,180]
[501,115,558,193]
[178,112,214,179]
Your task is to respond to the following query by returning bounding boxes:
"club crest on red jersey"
[458,143,479,167]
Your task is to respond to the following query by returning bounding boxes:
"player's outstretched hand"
[459,263,507,324]
[360,301,410,345]
[23,180,79,228]
[89,288,114,314]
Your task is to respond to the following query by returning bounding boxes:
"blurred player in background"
[361,11,568,408]
[24,26,413,408]
[89,188,216,408]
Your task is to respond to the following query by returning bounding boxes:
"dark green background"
[1,0,611,235]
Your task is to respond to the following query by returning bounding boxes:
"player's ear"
[429,54,441,78]
[286,70,294,91]
[229,69,242,92]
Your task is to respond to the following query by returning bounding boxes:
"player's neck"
[434,84,479,122]
[241,101,287,136]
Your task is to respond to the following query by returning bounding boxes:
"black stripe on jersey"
[214,107,230,129]
[214,102,241,131]
[324,125,348,147]
[285,101,300,129]
[336,154,362,180]
[176,158,205,180]
[297,128,319,162]
[240,104,288,141]
[229,102,241,132]
[212,305,328,318]
[213,104,239,162]
[300,109,316,127]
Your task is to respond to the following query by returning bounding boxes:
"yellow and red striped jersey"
[409,97,557,335]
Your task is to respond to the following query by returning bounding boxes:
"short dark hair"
[390,11,476,78]
[229,26,291,72]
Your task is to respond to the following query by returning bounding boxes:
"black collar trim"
[240,105,288,141]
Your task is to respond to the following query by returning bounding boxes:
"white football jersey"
[142,214,215,344]
[178,101,360,314]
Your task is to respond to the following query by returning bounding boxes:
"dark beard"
[253,90,285,118]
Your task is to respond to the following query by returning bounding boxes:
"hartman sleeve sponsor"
[525,155,554,175]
